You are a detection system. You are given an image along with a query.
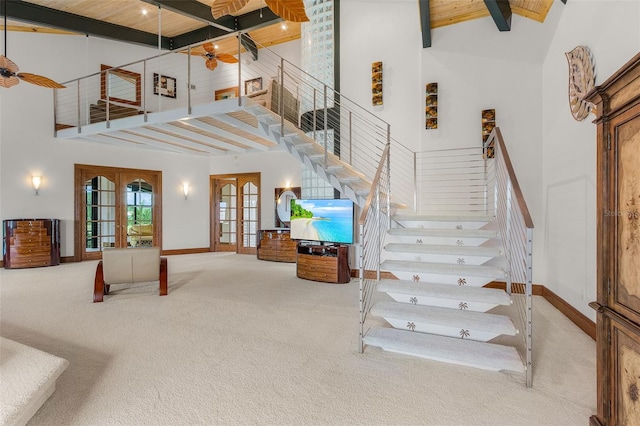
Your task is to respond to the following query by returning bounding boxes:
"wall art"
[425,83,438,129]
[482,109,495,158]
[372,61,383,106]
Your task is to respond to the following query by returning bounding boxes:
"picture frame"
[244,77,263,95]
[153,73,177,99]
[215,86,239,100]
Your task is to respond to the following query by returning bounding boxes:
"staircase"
[52,32,533,387]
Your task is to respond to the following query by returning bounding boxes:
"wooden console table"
[3,219,60,269]
[257,229,297,263]
[296,243,350,284]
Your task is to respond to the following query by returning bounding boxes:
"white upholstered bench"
[0,337,69,426]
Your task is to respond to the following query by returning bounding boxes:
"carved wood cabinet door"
[606,105,640,426]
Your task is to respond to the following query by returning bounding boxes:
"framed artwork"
[372,61,383,106]
[482,109,496,158]
[244,77,263,95]
[425,82,438,129]
[153,73,177,99]
[215,86,239,100]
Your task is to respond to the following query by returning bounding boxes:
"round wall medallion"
[565,46,596,121]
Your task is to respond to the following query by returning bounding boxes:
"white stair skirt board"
[0,337,69,426]
[378,279,512,312]
[370,301,517,342]
[363,327,524,373]
[383,243,501,265]
[381,260,505,287]
[392,214,494,230]
[386,228,496,247]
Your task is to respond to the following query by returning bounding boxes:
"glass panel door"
[214,179,237,251]
[238,176,260,254]
[126,178,154,247]
[84,175,117,252]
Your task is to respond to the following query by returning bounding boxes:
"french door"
[74,164,162,261]
[211,173,260,254]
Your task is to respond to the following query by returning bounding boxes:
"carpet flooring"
[0,252,596,425]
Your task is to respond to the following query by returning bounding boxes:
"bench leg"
[93,261,105,303]
[159,257,168,296]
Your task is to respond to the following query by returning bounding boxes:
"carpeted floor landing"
[0,252,595,425]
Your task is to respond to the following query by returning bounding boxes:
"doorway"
[211,173,260,254]
[74,164,162,261]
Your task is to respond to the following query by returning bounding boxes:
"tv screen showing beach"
[290,199,354,244]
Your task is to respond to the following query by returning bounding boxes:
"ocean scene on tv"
[290,199,354,244]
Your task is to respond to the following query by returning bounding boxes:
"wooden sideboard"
[296,243,350,284]
[257,229,297,263]
[3,219,60,269]
[585,52,640,426]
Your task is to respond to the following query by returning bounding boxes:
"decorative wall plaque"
[372,61,383,106]
[425,83,438,129]
[565,46,596,121]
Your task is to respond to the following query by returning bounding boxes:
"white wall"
[0,32,304,256]
[340,0,640,319]
[542,0,640,320]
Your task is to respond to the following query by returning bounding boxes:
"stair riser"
[382,251,494,266]
[385,234,491,246]
[383,292,499,312]
[381,318,505,342]
[387,271,496,286]
[392,221,490,230]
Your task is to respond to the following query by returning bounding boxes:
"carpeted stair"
[365,214,524,373]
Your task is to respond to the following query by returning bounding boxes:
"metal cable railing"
[54,32,391,188]
[358,143,390,353]
[485,127,534,387]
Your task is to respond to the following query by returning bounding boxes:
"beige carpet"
[0,252,596,425]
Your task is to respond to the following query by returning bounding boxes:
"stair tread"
[385,243,501,257]
[393,214,494,222]
[364,327,524,373]
[381,260,506,278]
[378,279,512,305]
[388,228,498,238]
[371,301,517,334]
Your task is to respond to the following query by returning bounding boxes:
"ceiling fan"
[0,0,65,89]
[192,42,239,71]
[211,0,309,22]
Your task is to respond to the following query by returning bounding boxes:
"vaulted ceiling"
[1,0,559,52]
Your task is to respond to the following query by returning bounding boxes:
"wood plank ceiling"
[1,0,556,52]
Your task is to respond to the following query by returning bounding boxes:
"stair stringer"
[243,102,371,206]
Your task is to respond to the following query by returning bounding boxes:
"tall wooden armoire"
[585,52,640,426]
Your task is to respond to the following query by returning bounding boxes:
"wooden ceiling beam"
[483,0,512,31]
[419,0,432,48]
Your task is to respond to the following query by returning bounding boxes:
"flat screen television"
[289,198,354,245]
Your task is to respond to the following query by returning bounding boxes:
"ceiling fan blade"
[17,73,66,89]
[202,42,216,54]
[0,55,20,73]
[0,76,20,88]
[216,53,239,64]
[205,58,218,71]
[211,0,250,19]
[264,0,309,22]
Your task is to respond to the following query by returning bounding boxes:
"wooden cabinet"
[585,52,640,426]
[3,219,60,269]
[296,243,350,284]
[257,229,296,262]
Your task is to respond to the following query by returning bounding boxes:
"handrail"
[359,142,391,225]
[492,127,534,229]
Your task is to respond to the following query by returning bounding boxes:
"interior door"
[211,173,260,254]
[75,164,162,261]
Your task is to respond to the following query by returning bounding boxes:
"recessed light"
[214,44,219,49]
[281,23,288,30]
[141,9,148,15]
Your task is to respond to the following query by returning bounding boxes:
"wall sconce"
[285,181,291,189]
[183,182,189,200]
[32,176,42,196]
